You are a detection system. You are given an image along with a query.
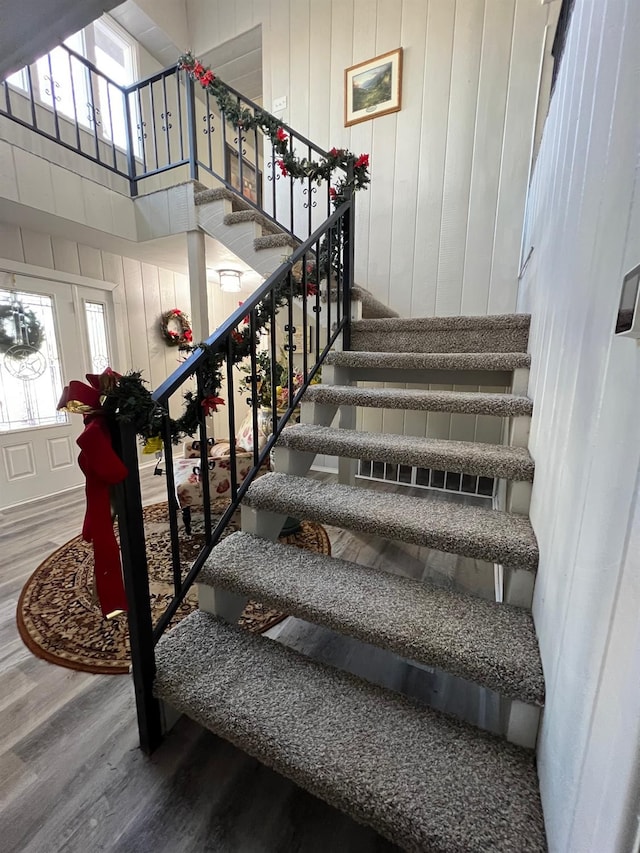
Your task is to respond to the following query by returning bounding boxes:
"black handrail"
[1,45,343,239]
[1,40,357,754]
[116,192,354,751]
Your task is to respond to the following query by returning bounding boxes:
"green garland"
[102,275,318,444]
[99,52,368,445]
[178,51,370,204]
[0,301,44,360]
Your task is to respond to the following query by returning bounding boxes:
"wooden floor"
[0,467,500,853]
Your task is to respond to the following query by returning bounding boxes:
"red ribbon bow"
[57,369,128,618]
[201,395,225,416]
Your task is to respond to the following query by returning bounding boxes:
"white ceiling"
[0,0,123,78]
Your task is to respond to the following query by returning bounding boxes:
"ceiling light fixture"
[217,269,242,292]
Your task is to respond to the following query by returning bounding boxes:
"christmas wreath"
[160,309,193,346]
[0,301,45,360]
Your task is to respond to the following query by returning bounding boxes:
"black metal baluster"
[236,97,244,199]
[221,110,228,179]
[88,70,101,162]
[314,237,321,363]
[249,310,260,468]
[115,421,162,755]
[105,81,117,169]
[161,75,171,165]
[269,294,278,434]
[185,75,197,181]
[286,272,295,406]
[253,122,261,206]
[136,86,147,174]
[271,146,277,221]
[326,225,332,350]
[176,72,184,161]
[343,182,355,351]
[26,64,37,129]
[302,251,309,382]
[226,335,238,501]
[67,52,81,151]
[160,414,182,595]
[149,82,159,170]
[46,53,61,141]
[125,88,138,196]
[205,90,213,172]
[289,135,294,235]
[196,369,213,545]
[336,215,343,329]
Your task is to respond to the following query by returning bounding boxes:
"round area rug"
[17,501,330,675]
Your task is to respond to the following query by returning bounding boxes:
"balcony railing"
[1,43,337,242]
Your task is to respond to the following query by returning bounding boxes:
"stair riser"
[351,326,529,354]
[323,363,522,387]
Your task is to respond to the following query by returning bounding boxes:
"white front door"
[0,275,116,508]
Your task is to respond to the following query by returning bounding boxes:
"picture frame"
[344,48,403,127]
[224,144,262,205]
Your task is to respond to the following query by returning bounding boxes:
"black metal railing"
[1,40,356,752]
[1,45,336,241]
[116,196,354,752]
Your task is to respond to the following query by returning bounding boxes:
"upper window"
[5,16,137,150]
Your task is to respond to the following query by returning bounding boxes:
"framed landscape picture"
[344,48,403,127]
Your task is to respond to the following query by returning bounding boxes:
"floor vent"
[356,460,496,500]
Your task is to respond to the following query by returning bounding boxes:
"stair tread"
[224,209,281,235]
[154,611,546,852]
[245,473,539,570]
[194,186,251,209]
[277,424,535,481]
[326,350,531,370]
[254,233,297,250]
[201,532,544,703]
[352,314,531,332]
[304,384,533,417]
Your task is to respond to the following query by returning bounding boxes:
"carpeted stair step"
[201,532,545,704]
[194,186,252,209]
[304,384,533,418]
[277,424,535,481]
[244,473,539,570]
[351,285,399,319]
[350,314,531,354]
[154,611,546,852]
[223,209,282,235]
[325,350,531,371]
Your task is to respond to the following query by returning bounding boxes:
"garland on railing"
[99,274,318,446]
[178,51,370,203]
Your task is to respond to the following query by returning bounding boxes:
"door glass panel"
[0,290,67,431]
[84,300,110,372]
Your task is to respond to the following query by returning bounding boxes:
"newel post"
[113,421,162,754]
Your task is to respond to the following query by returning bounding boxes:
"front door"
[0,274,116,508]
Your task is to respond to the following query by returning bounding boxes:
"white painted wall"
[518,0,640,849]
[186,0,559,317]
[0,222,191,399]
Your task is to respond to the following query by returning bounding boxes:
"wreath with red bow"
[160,309,193,346]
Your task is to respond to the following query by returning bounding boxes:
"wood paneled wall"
[518,0,640,849]
[187,0,557,318]
[0,223,190,397]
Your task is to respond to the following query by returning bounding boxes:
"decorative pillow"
[235,410,270,454]
[209,441,232,459]
[183,437,215,459]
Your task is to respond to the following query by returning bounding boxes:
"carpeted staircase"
[153,312,547,852]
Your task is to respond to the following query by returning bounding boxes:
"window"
[0,290,66,432]
[84,301,111,372]
[5,16,137,151]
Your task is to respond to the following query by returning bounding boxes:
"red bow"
[58,369,128,618]
[201,395,225,416]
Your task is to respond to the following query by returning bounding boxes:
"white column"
[187,229,208,342]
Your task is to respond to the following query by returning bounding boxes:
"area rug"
[17,501,330,675]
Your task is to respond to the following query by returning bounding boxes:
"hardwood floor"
[0,466,500,852]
